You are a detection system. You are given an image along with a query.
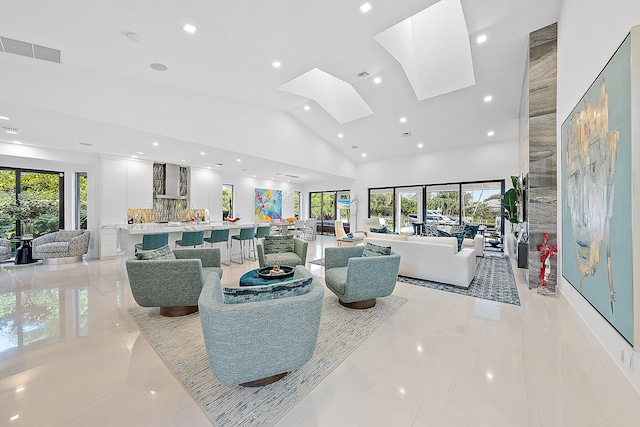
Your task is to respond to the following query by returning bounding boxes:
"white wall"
[222,173,304,222]
[1,144,99,257]
[190,168,223,221]
[558,0,640,390]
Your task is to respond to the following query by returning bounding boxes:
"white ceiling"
[0,0,561,183]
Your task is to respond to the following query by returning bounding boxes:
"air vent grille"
[0,36,61,64]
[1,126,21,134]
[284,174,300,179]
[402,132,412,137]
[355,71,370,78]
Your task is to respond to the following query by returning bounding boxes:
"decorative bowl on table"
[258,265,294,279]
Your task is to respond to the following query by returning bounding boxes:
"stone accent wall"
[528,23,558,291]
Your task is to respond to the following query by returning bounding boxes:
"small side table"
[15,238,35,265]
[337,237,364,247]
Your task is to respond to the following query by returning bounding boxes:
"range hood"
[154,163,188,199]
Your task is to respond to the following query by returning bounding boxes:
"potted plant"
[502,176,522,233]
[3,193,53,238]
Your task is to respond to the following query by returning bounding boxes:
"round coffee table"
[239,267,294,287]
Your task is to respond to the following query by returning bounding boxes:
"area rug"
[397,254,520,306]
[308,258,325,266]
[129,293,407,427]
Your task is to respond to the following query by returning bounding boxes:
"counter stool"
[175,230,204,248]
[135,233,169,253]
[231,226,255,264]
[205,228,230,265]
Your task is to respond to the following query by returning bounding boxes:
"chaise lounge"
[32,230,91,263]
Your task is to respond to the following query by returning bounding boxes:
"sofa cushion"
[449,224,466,235]
[325,266,348,294]
[222,276,313,304]
[55,230,84,242]
[437,230,464,251]
[421,224,440,237]
[263,235,294,254]
[362,242,392,257]
[35,242,70,254]
[265,252,302,266]
[136,245,176,260]
[463,224,479,239]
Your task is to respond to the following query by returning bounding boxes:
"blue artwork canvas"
[255,188,282,222]
[561,34,633,344]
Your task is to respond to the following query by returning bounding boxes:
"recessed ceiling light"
[272,61,282,68]
[131,155,138,159]
[150,63,168,71]
[477,34,487,44]
[5,130,18,135]
[200,151,206,155]
[304,105,310,111]
[181,159,187,162]
[338,133,344,138]
[11,140,22,145]
[400,117,407,123]
[152,142,159,146]
[373,77,382,84]
[487,131,495,136]
[484,95,493,102]
[0,116,9,120]
[183,24,197,34]
[351,145,358,149]
[359,2,372,13]
[206,166,212,169]
[362,153,367,157]
[236,158,241,162]
[136,151,144,155]
[253,175,257,178]
[417,143,423,148]
[287,180,290,182]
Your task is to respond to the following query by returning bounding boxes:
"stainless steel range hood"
[155,163,187,199]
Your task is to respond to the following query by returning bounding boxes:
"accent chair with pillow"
[125,246,223,317]
[324,244,401,309]
[198,265,324,386]
[256,235,308,268]
[32,230,90,263]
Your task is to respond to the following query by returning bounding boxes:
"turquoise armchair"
[324,246,401,309]
[257,235,308,268]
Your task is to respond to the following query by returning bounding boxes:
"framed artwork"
[561,34,634,344]
[254,188,282,222]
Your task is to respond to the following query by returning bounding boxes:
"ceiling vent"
[285,174,300,179]
[402,132,412,137]
[1,126,21,134]
[355,71,370,78]
[0,36,61,64]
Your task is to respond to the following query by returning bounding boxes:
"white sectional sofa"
[364,234,476,288]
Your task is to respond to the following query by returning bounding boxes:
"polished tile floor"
[1,235,640,426]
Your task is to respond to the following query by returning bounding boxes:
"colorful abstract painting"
[561,34,633,344]
[255,188,282,222]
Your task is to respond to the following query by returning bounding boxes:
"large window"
[293,191,300,218]
[222,184,233,219]
[309,190,349,235]
[426,184,459,225]
[0,167,64,239]
[397,186,421,234]
[461,182,502,227]
[369,188,395,230]
[76,173,88,230]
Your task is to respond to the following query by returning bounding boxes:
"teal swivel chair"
[175,230,204,248]
[205,228,230,264]
[135,233,169,253]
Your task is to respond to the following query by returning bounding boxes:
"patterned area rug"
[129,293,407,427]
[397,254,520,306]
[308,258,325,266]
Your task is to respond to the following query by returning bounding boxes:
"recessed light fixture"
[136,151,144,155]
[5,130,18,135]
[152,142,159,146]
[338,133,344,138]
[484,95,493,102]
[487,131,495,136]
[131,155,138,159]
[272,61,282,68]
[351,145,358,149]
[15,386,24,393]
[183,24,197,34]
[400,117,407,123]
[304,105,310,111]
[206,166,212,169]
[11,140,22,145]
[181,159,187,162]
[359,2,372,13]
[477,34,487,44]
[0,116,9,121]
[362,153,367,157]
[10,415,19,422]
[253,175,257,178]
[236,158,241,162]
[417,143,423,148]
[200,151,206,155]
[373,76,382,84]
[150,63,168,71]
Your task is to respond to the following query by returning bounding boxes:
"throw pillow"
[362,242,392,257]
[263,235,294,254]
[370,226,388,233]
[136,244,176,260]
[449,224,466,235]
[450,232,465,251]
[437,229,451,237]
[222,277,313,304]
[463,224,479,240]
[421,224,440,237]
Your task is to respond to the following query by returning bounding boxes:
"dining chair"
[293,219,306,238]
[175,230,204,248]
[303,218,316,240]
[135,233,169,253]
[231,226,256,264]
[204,228,230,264]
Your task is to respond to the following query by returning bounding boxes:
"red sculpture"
[536,232,558,291]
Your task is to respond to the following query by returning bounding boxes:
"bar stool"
[231,226,256,264]
[205,228,230,265]
[254,225,271,243]
[134,233,169,253]
[175,230,204,248]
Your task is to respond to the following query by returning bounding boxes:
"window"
[461,182,502,228]
[369,188,395,230]
[76,173,88,230]
[293,191,300,218]
[309,190,349,235]
[426,184,459,225]
[397,186,422,233]
[222,184,233,219]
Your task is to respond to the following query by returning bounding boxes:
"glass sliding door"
[397,186,421,234]
[369,188,395,231]
[19,170,62,237]
[0,169,17,239]
[461,182,502,227]
[309,190,348,235]
[76,173,88,230]
[320,192,336,234]
[425,184,459,226]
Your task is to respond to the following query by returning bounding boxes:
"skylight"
[278,68,374,124]
[374,0,475,101]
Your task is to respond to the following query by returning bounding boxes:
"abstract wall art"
[561,34,634,344]
[254,188,282,222]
